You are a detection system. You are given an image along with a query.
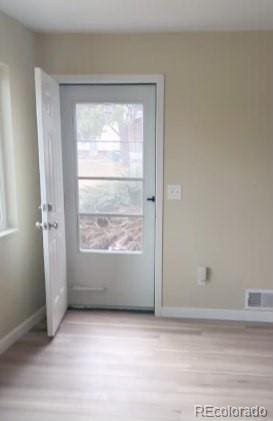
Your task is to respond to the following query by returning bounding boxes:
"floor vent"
[245,289,273,310]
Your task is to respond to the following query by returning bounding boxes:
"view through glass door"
[77,102,144,252]
[61,84,156,309]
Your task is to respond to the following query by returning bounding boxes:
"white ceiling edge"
[33,25,273,35]
[1,0,273,34]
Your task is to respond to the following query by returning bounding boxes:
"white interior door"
[61,84,156,309]
[35,68,67,337]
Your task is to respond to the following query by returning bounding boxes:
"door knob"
[147,196,155,202]
[48,222,58,230]
[35,221,58,230]
[35,221,47,230]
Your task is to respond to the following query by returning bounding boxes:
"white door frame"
[54,74,164,316]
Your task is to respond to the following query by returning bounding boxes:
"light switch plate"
[167,184,182,200]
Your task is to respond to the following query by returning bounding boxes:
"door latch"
[35,221,58,230]
[38,203,53,212]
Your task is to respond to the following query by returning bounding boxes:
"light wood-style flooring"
[0,310,272,420]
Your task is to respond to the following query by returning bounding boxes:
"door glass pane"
[76,103,143,142]
[76,102,144,253]
[79,215,143,252]
[76,103,143,178]
[79,180,143,215]
[78,141,143,178]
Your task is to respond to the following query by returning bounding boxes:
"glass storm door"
[60,84,156,309]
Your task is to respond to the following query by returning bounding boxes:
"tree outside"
[76,103,144,251]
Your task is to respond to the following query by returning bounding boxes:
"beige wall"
[36,32,273,310]
[1,15,272,340]
[0,11,44,339]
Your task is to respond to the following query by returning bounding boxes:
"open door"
[35,68,67,337]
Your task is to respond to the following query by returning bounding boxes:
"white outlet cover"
[167,184,182,200]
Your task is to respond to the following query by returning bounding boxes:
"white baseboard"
[159,306,273,323]
[0,306,46,355]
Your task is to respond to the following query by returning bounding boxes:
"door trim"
[55,74,164,316]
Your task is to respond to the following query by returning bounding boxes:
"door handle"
[35,221,48,230]
[147,196,155,202]
[35,221,58,230]
[48,222,58,230]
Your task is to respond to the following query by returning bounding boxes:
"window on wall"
[0,63,17,235]
[0,121,7,231]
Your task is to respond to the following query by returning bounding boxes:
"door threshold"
[68,305,155,314]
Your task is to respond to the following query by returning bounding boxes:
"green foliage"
[79,181,142,214]
[76,103,142,141]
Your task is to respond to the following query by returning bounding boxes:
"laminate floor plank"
[0,310,272,420]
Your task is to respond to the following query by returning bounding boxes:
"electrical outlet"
[197,266,209,286]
